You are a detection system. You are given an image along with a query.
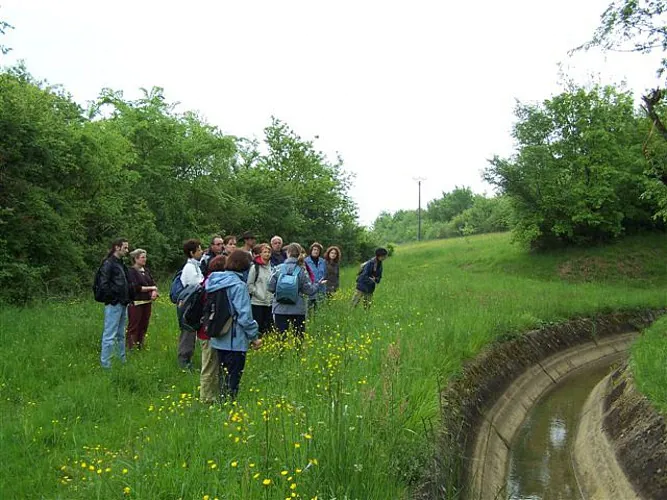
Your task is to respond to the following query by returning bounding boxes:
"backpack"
[169,270,184,304]
[92,264,106,303]
[177,283,206,332]
[275,264,301,305]
[202,287,234,338]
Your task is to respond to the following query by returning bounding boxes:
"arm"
[230,284,259,341]
[299,267,318,296]
[267,265,279,293]
[99,260,113,301]
[247,265,257,296]
[375,262,383,284]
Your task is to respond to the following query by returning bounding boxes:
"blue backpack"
[169,270,184,304]
[275,264,301,304]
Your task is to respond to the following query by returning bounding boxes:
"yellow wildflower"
[262,478,272,486]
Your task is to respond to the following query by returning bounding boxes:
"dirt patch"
[604,365,667,499]
[413,309,664,499]
[558,256,644,282]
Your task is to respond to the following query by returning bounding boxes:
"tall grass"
[1,232,666,499]
[631,316,667,414]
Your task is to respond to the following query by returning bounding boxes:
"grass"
[1,231,666,499]
[631,316,667,415]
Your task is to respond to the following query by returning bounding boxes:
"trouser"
[200,338,219,403]
[126,303,152,349]
[274,314,306,339]
[252,304,273,335]
[177,328,196,368]
[351,290,374,309]
[216,349,247,400]
[101,303,127,368]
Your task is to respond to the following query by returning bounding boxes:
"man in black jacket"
[99,238,132,368]
[199,235,224,276]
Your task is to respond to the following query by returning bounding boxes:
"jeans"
[274,314,306,339]
[351,290,374,309]
[101,303,127,368]
[216,349,247,400]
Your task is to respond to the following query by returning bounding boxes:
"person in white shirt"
[177,238,203,370]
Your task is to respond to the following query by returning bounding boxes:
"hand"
[319,279,328,284]
[251,339,263,350]
[150,290,158,300]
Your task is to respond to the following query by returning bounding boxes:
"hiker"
[270,235,286,267]
[247,243,274,335]
[240,231,256,256]
[198,254,226,404]
[267,243,320,339]
[126,248,158,350]
[222,235,237,256]
[177,239,204,370]
[200,235,224,276]
[97,238,133,368]
[352,247,388,309]
[206,250,262,400]
[305,242,327,309]
[324,245,342,296]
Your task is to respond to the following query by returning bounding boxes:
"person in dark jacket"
[98,238,133,368]
[324,245,342,296]
[199,235,224,276]
[352,247,388,309]
[126,249,158,350]
[270,235,286,268]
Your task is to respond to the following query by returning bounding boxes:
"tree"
[484,85,660,248]
[426,186,476,223]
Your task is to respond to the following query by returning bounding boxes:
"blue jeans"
[101,304,127,368]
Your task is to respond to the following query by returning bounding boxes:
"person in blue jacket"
[304,242,327,309]
[205,250,262,400]
[352,247,388,309]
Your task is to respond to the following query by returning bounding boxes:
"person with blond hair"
[126,248,158,349]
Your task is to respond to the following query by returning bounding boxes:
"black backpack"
[202,287,234,338]
[92,264,106,303]
[177,283,206,332]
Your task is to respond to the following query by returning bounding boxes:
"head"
[284,242,303,259]
[225,249,252,272]
[325,245,341,263]
[270,235,283,252]
[109,238,129,259]
[207,255,227,274]
[223,235,237,255]
[183,239,203,260]
[129,248,147,266]
[375,247,389,261]
[309,242,323,259]
[258,243,271,263]
[241,231,256,249]
[252,244,263,257]
[209,235,224,254]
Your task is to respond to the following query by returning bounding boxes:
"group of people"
[94,232,388,401]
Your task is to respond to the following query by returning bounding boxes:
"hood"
[205,270,242,292]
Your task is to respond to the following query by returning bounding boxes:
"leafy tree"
[426,186,476,223]
[484,85,661,248]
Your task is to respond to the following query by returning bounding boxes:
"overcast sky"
[2,1,662,225]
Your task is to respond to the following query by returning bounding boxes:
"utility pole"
[413,177,426,241]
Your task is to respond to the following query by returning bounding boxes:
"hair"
[209,234,223,246]
[129,248,147,264]
[225,249,252,272]
[183,238,202,257]
[255,243,270,255]
[208,255,227,273]
[270,235,283,245]
[284,242,302,258]
[309,242,324,255]
[375,247,389,257]
[223,235,237,245]
[252,244,262,256]
[324,245,342,263]
[105,238,128,261]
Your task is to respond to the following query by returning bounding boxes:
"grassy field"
[631,316,667,415]
[1,232,666,499]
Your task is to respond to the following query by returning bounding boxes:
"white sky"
[2,1,663,225]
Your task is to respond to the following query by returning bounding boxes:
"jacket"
[356,258,383,294]
[267,257,318,316]
[325,261,340,293]
[181,258,203,287]
[247,259,273,307]
[270,250,286,268]
[206,271,259,352]
[305,256,326,295]
[199,249,221,276]
[99,256,132,305]
[128,266,156,302]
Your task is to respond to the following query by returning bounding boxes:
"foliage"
[484,85,663,248]
[2,232,667,498]
[0,68,372,303]
[370,191,510,244]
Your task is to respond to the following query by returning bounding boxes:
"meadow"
[1,232,666,499]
